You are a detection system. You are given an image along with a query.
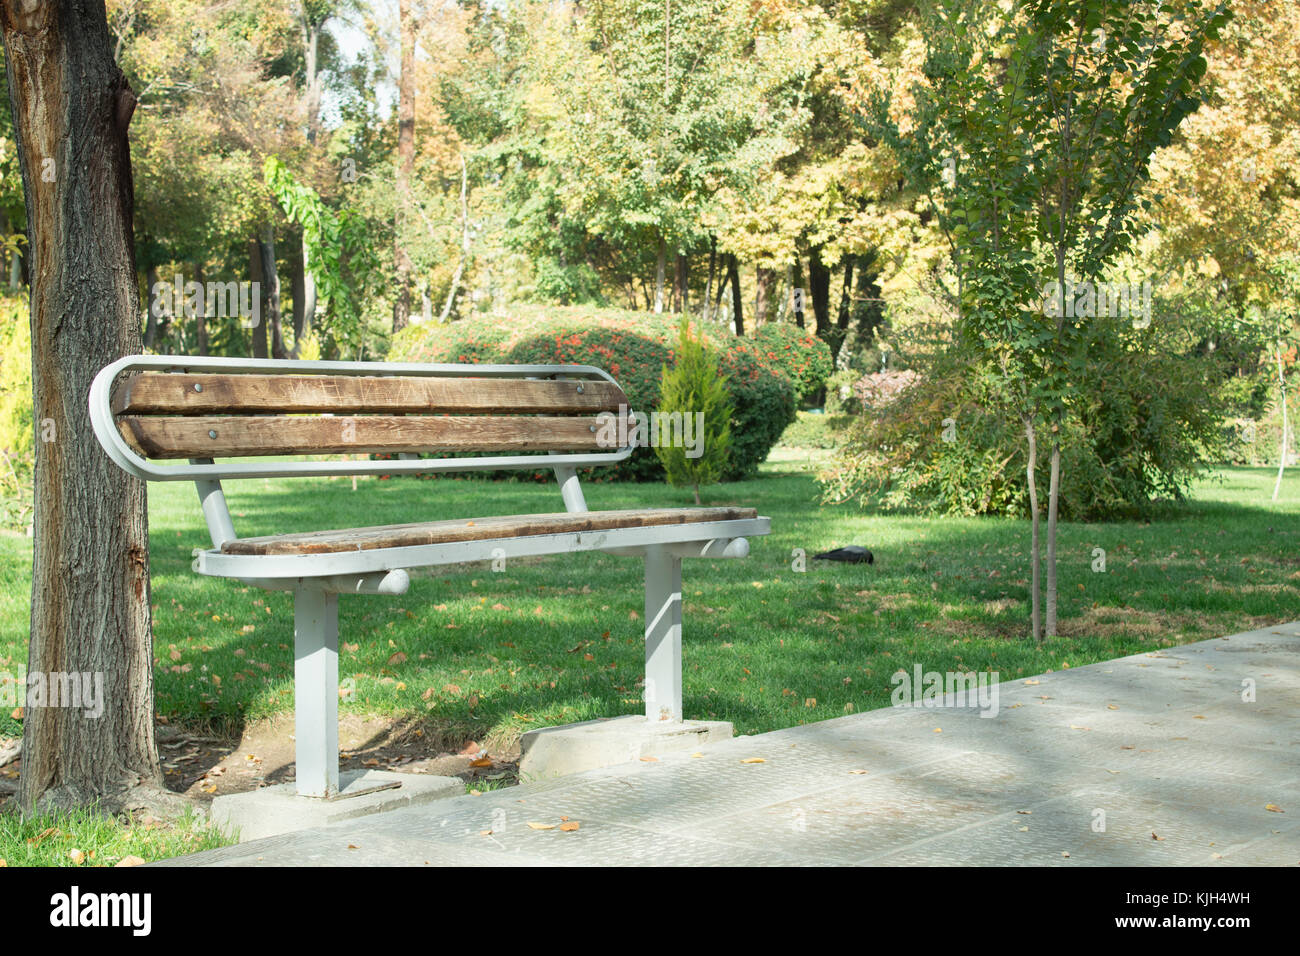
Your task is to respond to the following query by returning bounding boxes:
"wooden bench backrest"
[112,372,629,459]
[90,357,635,481]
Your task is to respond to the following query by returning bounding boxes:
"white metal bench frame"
[90,355,770,798]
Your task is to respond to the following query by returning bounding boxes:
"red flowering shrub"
[752,323,834,402]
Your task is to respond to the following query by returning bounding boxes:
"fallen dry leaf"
[469,757,492,768]
[559,821,580,832]
[68,849,85,865]
[1266,803,1285,813]
[638,756,659,762]
[115,856,146,868]
[387,651,407,666]
[527,822,556,830]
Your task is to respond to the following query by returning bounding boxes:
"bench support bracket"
[643,547,683,723]
[294,589,340,798]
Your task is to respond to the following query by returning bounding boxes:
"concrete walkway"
[164,623,1300,866]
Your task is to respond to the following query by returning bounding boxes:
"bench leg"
[643,546,683,723]
[293,589,340,798]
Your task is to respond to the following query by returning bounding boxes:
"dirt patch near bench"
[156,715,521,802]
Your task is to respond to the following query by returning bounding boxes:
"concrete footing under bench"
[210,769,463,843]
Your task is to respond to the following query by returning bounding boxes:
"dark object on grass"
[813,546,874,564]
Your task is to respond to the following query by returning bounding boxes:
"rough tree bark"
[392,0,416,334]
[2,0,164,814]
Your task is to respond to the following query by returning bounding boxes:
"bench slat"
[111,373,628,416]
[117,414,625,459]
[220,508,760,555]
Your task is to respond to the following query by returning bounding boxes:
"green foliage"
[655,320,734,498]
[777,411,854,450]
[866,0,1232,415]
[388,307,795,481]
[821,314,1243,519]
[0,293,32,530]
[263,157,377,347]
[753,323,834,403]
[823,369,863,415]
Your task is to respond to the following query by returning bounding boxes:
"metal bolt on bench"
[91,355,770,798]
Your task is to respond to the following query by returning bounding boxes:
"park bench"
[89,355,769,799]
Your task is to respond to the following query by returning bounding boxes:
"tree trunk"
[1273,342,1288,501]
[300,14,321,338]
[438,153,470,324]
[727,254,743,335]
[1025,418,1042,642]
[654,234,666,313]
[193,260,208,356]
[754,266,774,326]
[3,0,162,813]
[833,256,856,365]
[392,0,416,334]
[791,257,806,328]
[260,223,287,359]
[702,236,716,322]
[856,255,884,348]
[143,263,159,349]
[1045,439,1060,636]
[808,244,831,341]
[673,252,687,314]
[289,233,306,349]
[248,237,268,358]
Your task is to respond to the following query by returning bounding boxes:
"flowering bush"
[752,323,833,402]
[389,306,795,481]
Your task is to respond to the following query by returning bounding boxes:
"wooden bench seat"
[221,507,758,555]
[90,355,771,799]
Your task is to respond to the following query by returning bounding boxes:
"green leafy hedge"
[389,306,796,481]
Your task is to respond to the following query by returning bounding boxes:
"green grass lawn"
[4,458,1298,751]
[0,806,224,867]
